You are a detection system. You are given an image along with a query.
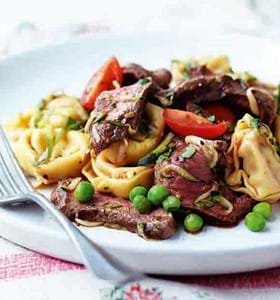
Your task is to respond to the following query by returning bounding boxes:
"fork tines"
[0,125,32,198]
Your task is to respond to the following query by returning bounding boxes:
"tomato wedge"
[203,103,236,124]
[81,56,123,110]
[163,109,227,139]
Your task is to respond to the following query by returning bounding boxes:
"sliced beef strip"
[51,182,176,240]
[155,141,253,226]
[89,81,152,153]
[122,63,172,89]
[156,73,276,126]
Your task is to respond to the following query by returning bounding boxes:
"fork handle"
[26,192,141,284]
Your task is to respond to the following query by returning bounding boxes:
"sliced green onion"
[180,145,196,159]
[92,111,107,124]
[159,164,199,182]
[33,136,54,166]
[210,191,233,215]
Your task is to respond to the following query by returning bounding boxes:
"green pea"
[147,184,169,206]
[245,212,266,232]
[162,195,180,211]
[129,186,148,202]
[253,202,272,220]
[184,213,203,233]
[132,195,151,214]
[74,181,95,203]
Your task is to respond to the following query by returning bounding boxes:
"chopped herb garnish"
[138,78,150,85]
[180,145,196,159]
[33,110,42,128]
[227,122,234,133]
[108,120,125,127]
[33,136,54,166]
[137,222,145,234]
[110,102,117,109]
[250,118,260,129]
[242,71,257,82]
[210,190,221,198]
[38,98,48,111]
[194,197,215,208]
[92,111,107,124]
[183,71,190,80]
[208,115,216,123]
[110,204,123,209]
[156,147,174,163]
[66,117,84,130]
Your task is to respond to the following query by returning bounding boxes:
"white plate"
[1,33,280,275]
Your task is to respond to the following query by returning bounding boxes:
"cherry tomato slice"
[163,109,227,139]
[81,56,123,110]
[203,103,236,124]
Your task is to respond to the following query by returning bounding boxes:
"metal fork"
[0,125,142,284]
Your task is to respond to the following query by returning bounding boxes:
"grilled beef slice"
[122,63,172,89]
[88,80,152,153]
[157,69,276,126]
[155,140,253,226]
[51,182,176,240]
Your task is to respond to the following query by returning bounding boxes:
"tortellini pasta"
[171,55,231,81]
[82,151,154,198]
[11,129,90,185]
[4,94,90,186]
[102,103,164,166]
[30,93,88,130]
[225,114,280,203]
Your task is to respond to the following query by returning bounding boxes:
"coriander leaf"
[92,111,107,124]
[180,145,196,159]
[156,147,174,163]
[108,120,125,127]
[138,78,150,85]
[250,118,260,129]
[66,117,84,130]
[208,115,216,123]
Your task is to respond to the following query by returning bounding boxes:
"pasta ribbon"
[11,129,90,185]
[82,151,154,198]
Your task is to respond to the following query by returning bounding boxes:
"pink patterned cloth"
[0,22,279,300]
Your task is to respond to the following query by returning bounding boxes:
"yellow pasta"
[82,151,154,198]
[4,94,90,186]
[10,128,90,186]
[171,55,231,81]
[225,114,280,203]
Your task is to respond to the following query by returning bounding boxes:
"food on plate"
[226,114,280,202]
[51,178,176,240]
[6,55,280,239]
[5,94,89,186]
[81,151,153,198]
